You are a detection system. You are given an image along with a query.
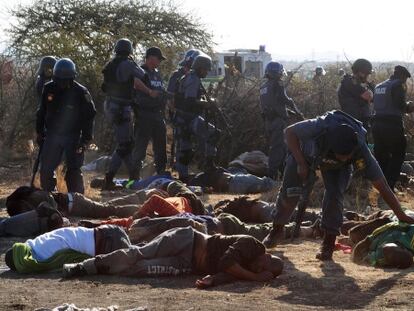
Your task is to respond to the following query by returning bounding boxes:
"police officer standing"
[133,47,168,177]
[262,110,414,260]
[102,38,158,189]
[338,58,375,130]
[35,56,57,101]
[174,53,218,181]
[259,61,303,180]
[372,65,414,192]
[36,58,96,194]
[167,49,201,95]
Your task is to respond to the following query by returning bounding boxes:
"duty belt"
[107,96,134,105]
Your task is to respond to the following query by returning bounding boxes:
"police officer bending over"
[36,58,96,194]
[373,65,414,192]
[133,47,168,177]
[174,54,218,181]
[262,110,414,260]
[338,58,375,131]
[102,39,158,189]
[259,61,303,180]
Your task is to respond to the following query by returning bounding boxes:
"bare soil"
[1,163,414,311]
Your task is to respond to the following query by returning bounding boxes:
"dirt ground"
[1,163,414,311]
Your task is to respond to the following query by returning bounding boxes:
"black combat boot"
[262,224,284,248]
[101,172,115,191]
[316,232,337,261]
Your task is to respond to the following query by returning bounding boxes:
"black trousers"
[372,117,406,191]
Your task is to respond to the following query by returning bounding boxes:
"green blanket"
[367,222,414,266]
[13,243,90,273]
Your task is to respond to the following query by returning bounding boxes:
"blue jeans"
[228,174,276,194]
[273,155,352,235]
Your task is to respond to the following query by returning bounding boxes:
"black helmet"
[192,54,212,72]
[352,59,373,74]
[37,56,57,76]
[114,38,133,55]
[53,58,77,79]
[394,65,411,78]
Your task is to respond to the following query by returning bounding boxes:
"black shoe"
[262,225,284,248]
[316,232,336,261]
[62,263,87,278]
[101,173,115,191]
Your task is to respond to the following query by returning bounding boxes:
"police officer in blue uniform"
[133,47,168,177]
[36,58,96,194]
[167,49,201,95]
[174,54,218,181]
[35,56,57,102]
[260,61,303,179]
[102,38,158,189]
[167,49,201,168]
[373,65,414,191]
[338,58,375,130]
[262,110,414,260]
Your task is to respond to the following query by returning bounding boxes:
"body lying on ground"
[188,167,276,194]
[6,181,205,219]
[61,226,283,289]
[5,225,129,273]
[352,221,414,269]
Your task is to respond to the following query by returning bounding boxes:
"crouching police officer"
[262,110,414,260]
[35,56,57,102]
[36,58,96,194]
[174,54,218,181]
[133,47,168,177]
[373,65,414,191]
[102,38,157,189]
[260,61,303,180]
[338,58,375,131]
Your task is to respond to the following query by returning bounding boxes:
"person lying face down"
[5,181,203,220]
[352,222,414,269]
[188,167,276,194]
[5,225,130,273]
[62,226,284,289]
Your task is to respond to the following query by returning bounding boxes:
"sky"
[1,0,414,62]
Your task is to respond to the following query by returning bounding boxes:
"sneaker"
[62,263,87,279]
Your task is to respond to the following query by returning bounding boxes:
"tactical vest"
[135,65,164,112]
[259,79,288,120]
[175,72,204,115]
[313,110,366,170]
[374,78,404,118]
[102,57,134,100]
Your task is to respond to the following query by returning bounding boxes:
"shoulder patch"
[354,158,366,170]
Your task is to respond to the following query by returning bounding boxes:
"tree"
[6,0,213,149]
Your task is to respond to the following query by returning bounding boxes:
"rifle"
[291,171,316,241]
[200,84,232,135]
[30,143,43,187]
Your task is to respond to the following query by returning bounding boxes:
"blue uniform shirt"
[117,59,145,82]
[167,68,186,93]
[291,113,383,181]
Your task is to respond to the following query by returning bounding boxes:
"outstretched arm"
[372,178,414,223]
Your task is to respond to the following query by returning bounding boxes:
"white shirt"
[27,227,95,261]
